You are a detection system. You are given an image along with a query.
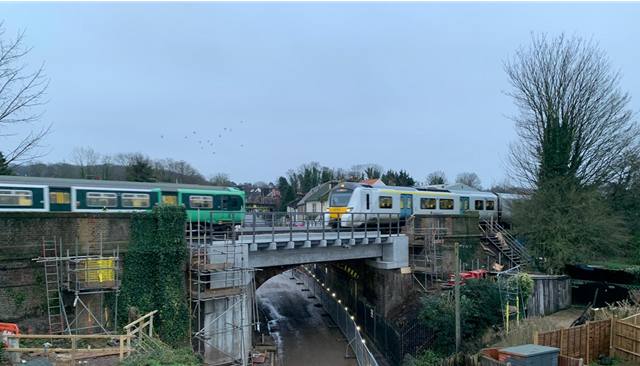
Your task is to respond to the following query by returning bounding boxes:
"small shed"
[498,345,560,366]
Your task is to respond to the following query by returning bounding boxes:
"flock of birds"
[159,120,245,156]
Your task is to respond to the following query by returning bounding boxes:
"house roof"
[297,181,337,206]
[360,178,385,185]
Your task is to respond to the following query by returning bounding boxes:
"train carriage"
[325,182,517,228]
[0,176,245,229]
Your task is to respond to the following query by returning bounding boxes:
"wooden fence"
[535,318,611,364]
[5,334,134,363]
[612,313,640,361]
[536,314,640,363]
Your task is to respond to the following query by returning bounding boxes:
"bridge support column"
[361,238,369,245]
[373,237,382,244]
[268,242,277,250]
[286,241,295,249]
[332,239,342,247]
[348,239,356,246]
[319,240,327,247]
[250,243,258,252]
[303,240,311,248]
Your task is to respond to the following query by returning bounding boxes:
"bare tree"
[426,170,448,185]
[69,146,101,178]
[504,32,638,189]
[455,172,482,190]
[209,173,233,187]
[0,22,52,166]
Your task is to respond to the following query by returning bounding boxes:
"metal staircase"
[480,220,533,268]
[42,237,70,335]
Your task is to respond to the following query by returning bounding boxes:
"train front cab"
[326,184,355,227]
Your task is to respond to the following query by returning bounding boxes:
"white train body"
[324,182,519,228]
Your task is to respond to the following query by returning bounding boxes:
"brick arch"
[254,265,297,290]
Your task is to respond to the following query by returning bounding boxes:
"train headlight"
[325,208,330,212]
[346,207,354,213]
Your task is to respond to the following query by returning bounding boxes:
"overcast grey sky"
[1,2,639,187]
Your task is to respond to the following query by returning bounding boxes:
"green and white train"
[0,176,245,230]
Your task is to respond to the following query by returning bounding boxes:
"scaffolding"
[188,218,258,366]
[410,224,447,290]
[35,235,121,336]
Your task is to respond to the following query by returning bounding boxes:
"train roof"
[0,175,239,192]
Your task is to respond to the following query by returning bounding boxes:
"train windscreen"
[329,189,352,207]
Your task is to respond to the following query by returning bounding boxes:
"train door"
[49,187,71,212]
[460,196,469,214]
[161,191,178,205]
[400,194,413,219]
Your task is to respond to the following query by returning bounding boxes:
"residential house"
[359,178,386,187]
[286,181,338,222]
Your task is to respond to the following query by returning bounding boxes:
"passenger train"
[324,182,520,228]
[0,176,245,229]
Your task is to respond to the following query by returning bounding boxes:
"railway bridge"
[190,212,408,366]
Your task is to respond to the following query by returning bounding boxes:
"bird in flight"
[224,127,227,131]
[161,135,163,138]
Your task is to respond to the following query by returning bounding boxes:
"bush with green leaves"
[507,272,534,305]
[117,347,202,366]
[119,205,190,347]
[402,349,442,366]
[419,278,502,356]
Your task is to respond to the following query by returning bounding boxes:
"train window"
[420,198,436,209]
[162,195,177,205]
[50,192,70,204]
[439,199,454,210]
[486,200,495,210]
[190,196,213,209]
[0,190,33,206]
[400,199,404,209]
[407,198,411,209]
[86,192,117,207]
[379,196,393,209]
[122,193,150,208]
[229,196,242,211]
[475,200,484,210]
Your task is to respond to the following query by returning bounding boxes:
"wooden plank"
[586,321,590,364]
[5,334,133,339]
[5,347,131,353]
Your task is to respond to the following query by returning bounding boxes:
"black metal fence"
[356,295,434,366]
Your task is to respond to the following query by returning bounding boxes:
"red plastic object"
[0,323,20,335]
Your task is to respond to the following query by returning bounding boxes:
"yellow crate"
[85,259,114,283]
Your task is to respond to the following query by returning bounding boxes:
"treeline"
[9,146,221,185]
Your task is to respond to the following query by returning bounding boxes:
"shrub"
[419,278,503,356]
[117,347,202,366]
[402,349,442,366]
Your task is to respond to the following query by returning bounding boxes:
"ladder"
[42,237,69,335]
[480,220,533,267]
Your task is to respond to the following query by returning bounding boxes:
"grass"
[588,258,640,270]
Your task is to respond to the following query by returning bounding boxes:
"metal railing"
[295,266,379,366]
[201,211,405,245]
[482,219,533,265]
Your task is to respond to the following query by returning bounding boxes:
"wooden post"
[610,316,615,358]
[126,329,132,357]
[534,330,538,345]
[586,321,590,364]
[149,314,154,338]
[559,327,564,355]
[71,337,76,364]
[119,335,124,360]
